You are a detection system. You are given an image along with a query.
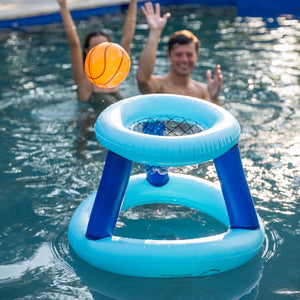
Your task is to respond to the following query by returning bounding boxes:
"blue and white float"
[68,94,265,278]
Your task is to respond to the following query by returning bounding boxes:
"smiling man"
[136,2,223,106]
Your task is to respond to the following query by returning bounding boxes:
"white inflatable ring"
[68,173,265,278]
[94,94,241,166]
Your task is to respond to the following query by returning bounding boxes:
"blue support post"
[143,121,169,187]
[214,144,259,229]
[86,151,133,240]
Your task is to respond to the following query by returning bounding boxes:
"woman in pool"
[57,0,137,105]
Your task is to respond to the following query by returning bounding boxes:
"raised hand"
[206,64,223,102]
[141,2,170,31]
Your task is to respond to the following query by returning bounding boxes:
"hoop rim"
[94,94,241,166]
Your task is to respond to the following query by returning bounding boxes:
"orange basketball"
[84,42,131,89]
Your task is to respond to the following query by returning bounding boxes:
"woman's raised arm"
[57,0,92,101]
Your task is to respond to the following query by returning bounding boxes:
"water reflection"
[68,244,265,300]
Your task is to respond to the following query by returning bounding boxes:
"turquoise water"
[0,5,299,299]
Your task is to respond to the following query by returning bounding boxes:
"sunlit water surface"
[0,5,299,300]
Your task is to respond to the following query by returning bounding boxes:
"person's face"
[168,43,199,76]
[86,35,109,53]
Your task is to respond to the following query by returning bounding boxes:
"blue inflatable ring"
[68,173,265,278]
[69,94,265,278]
[94,94,241,166]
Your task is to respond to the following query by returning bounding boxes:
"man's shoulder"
[190,79,210,99]
[191,78,207,89]
[137,74,164,94]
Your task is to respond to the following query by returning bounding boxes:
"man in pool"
[137,2,223,106]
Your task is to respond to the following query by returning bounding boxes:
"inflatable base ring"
[69,173,265,278]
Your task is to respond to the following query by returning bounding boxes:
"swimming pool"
[0,4,299,299]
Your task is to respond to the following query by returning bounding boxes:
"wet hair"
[83,29,111,61]
[168,30,201,53]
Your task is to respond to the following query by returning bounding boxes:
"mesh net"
[130,116,204,136]
[130,116,205,172]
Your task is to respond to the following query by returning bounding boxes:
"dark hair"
[83,29,111,61]
[168,30,201,53]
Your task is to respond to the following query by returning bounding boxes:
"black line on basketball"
[90,44,111,80]
[103,50,124,86]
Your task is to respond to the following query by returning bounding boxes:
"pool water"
[0,5,299,300]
